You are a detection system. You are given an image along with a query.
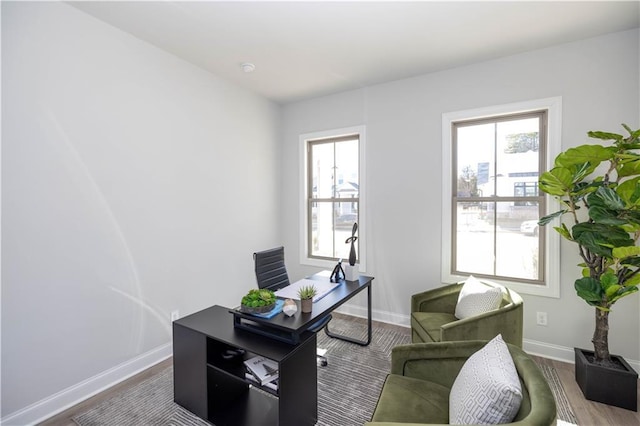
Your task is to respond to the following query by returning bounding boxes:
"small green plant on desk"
[240,289,276,314]
[298,285,317,313]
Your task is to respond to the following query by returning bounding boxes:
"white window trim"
[441,97,562,298]
[299,125,367,272]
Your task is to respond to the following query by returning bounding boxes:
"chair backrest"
[253,246,290,291]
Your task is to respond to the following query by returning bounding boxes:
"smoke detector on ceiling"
[240,62,256,73]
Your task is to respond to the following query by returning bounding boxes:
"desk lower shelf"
[207,367,280,425]
[173,305,317,426]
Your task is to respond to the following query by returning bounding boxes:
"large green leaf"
[572,223,634,257]
[601,273,619,300]
[554,144,615,168]
[572,162,596,183]
[612,246,640,258]
[623,274,640,287]
[553,224,572,241]
[616,177,640,205]
[538,168,573,196]
[588,206,626,225]
[601,271,618,288]
[618,159,640,178]
[625,211,640,227]
[619,257,640,268]
[575,277,603,303]
[610,286,639,304]
[587,131,624,142]
[605,284,622,298]
[591,187,625,211]
[538,210,566,225]
[571,180,601,198]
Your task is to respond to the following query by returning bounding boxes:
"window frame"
[441,98,562,298]
[299,126,367,270]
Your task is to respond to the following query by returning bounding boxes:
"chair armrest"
[390,341,487,387]
[411,283,461,314]
[508,346,558,426]
[440,300,523,347]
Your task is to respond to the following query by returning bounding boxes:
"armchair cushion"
[449,335,522,424]
[411,312,457,342]
[371,374,450,424]
[454,275,503,319]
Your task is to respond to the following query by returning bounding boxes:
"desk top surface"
[175,274,373,344]
[233,274,373,333]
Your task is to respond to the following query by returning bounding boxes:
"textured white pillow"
[454,275,503,319]
[449,335,523,424]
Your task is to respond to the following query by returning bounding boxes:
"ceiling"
[70,1,640,105]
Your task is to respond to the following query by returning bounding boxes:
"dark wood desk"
[173,274,374,425]
[232,274,373,345]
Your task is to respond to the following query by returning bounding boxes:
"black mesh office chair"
[253,246,291,291]
[253,246,331,366]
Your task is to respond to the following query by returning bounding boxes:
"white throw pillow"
[454,275,503,320]
[449,334,523,424]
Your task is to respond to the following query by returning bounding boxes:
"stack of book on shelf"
[244,355,279,391]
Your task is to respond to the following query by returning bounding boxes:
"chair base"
[317,348,328,367]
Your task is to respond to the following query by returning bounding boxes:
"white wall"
[1,2,281,421]
[282,30,640,364]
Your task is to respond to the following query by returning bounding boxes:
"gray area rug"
[536,363,579,424]
[73,316,577,425]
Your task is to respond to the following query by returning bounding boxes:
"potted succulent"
[297,284,317,313]
[240,289,276,314]
[538,124,640,410]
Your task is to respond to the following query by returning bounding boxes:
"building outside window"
[442,98,561,297]
[300,126,365,266]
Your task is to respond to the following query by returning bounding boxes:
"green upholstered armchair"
[411,281,524,347]
[365,341,557,426]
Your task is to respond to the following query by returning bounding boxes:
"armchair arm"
[390,341,487,387]
[440,299,524,347]
[411,283,461,314]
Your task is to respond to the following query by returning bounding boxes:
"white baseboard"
[1,343,172,426]
[524,338,640,373]
[523,338,578,363]
[334,302,411,327]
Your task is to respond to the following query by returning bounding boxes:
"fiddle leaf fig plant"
[538,124,640,366]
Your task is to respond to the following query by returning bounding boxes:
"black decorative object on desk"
[345,223,358,266]
[330,259,345,282]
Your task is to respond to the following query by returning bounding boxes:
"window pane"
[455,202,494,275]
[334,225,354,260]
[457,124,495,197]
[311,201,334,258]
[335,139,359,198]
[311,143,335,198]
[310,201,359,259]
[455,201,540,280]
[495,117,540,197]
[496,202,540,280]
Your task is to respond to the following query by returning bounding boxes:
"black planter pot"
[575,348,638,411]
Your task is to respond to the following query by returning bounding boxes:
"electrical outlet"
[536,311,548,326]
[171,310,180,322]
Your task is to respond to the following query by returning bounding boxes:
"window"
[300,126,366,269]
[442,98,561,297]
